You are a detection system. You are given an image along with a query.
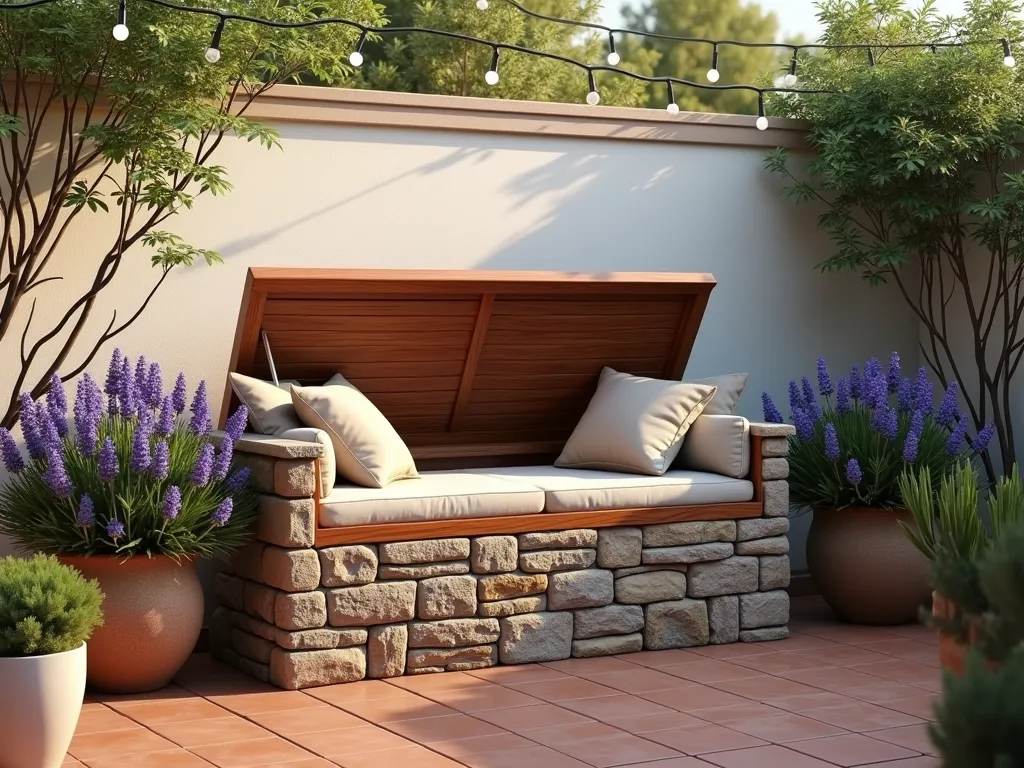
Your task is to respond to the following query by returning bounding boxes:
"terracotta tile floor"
[64,597,945,768]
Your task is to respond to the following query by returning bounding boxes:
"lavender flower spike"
[887,351,901,394]
[172,373,188,414]
[224,405,249,442]
[37,405,63,454]
[212,437,234,482]
[793,408,815,440]
[47,373,69,437]
[897,378,913,413]
[801,377,817,411]
[936,382,959,427]
[162,486,182,520]
[845,458,863,485]
[824,423,840,461]
[134,355,148,390]
[106,518,125,541]
[761,393,784,424]
[74,378,100,456]
[788,381,804,414]
[104,348,123,396]
[77,494,95,527]
[972,423,996,453]
[42,446,73,498]
[118,357,137,417]
[19,392,46,460]
[816,357,833,397]
[145,361,163,409]
[98,437,119,483]
[189,381,212,435]
[212,497,233,527]
[848,364,861,399]
[150,440,170,481]
[835,377,851,413]
[883,407,899,440]
[903,430,920,463]
[190,442,215,486]
[130,408,153,473]
[226,466,251,492]
[0,428,25,473]
[945,414,968,456]
[156,396,176,437]
[913,367,934,414]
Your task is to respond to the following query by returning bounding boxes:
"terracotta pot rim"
[57,553,196,570]
[814,506,909,514]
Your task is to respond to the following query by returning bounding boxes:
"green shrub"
[0,554,104,656]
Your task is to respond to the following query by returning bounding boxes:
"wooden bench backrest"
[223,269,716,469]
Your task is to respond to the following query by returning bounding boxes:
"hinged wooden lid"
[224,268,716,468]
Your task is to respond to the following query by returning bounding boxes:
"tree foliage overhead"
[765,0,1024,483]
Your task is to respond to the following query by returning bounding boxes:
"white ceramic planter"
[0,643,87,768]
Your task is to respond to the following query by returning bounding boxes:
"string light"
[1003,39,1016,67]
[349,30,366,67]
[476,0,488,9]
[707,43,720,83]
[205,16,225,63]
[485,47,500,85]
[112,0,129,40]
[756,93,768,131]
[586,71,600,105]
[666,82,679,115]
[606,32,619,66]
[783,49,798,87]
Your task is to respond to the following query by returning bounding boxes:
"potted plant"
[0,349,258,693]
[0,553,103,768]
[899,462,1024,673]
[761,352,994,625]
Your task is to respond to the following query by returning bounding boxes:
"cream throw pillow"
[291,375,418,488]
[688,373,749,416]
[229,373,303,435]
[555,368,717,476]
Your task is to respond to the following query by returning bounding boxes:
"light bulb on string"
[204,16,225,63]
[782,49,798,87]
[706,43,720,83]
[755,92,768,131]
[606,32,620,66]
[112,0,128,40]
[476,0,488,9]
[585,71,600,105]
[1003,39,1016,67]
[485,47,500,85]
[665,81,678,115]
[349,30,366,67]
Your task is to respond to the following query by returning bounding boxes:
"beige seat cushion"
[674,415,750,479]
[319,472,546,527]
[555,368,717,476]
[229,373,304,435]
[688,373,749,416]
[278,427,337,496]
[292,375,418,488]
[458,466,754,513]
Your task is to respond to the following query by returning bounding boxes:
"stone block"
[408,618,501,648]
[736,518,790,541]
[762,458,789,480]
[471,536,519,574]
[269,647,366,690]
[707,595,739,644]
[256,495,315,548]
[367,624,408,678]
[572,634,644,658]
[736,537,790,556]
[614,564,688,578]
[519,549,596,573]
[740,590,790,629]
[740,627,790,642]
[597,528,642,568]
[477,596,547,618]
[642,521,736,547]
[273,458,318,498]
[573,604,644,639]
[477,572,547,601]
[232,629,275,664]
[641,543,734,565]
[759,555,791,591]
[760,438,789,457]
[418,575,477,620]
[262,547,321,592]
[547,569,614,611]
[232,453,276,494]
[244,582,279,624]
[209,607,232,655]
[687,557,759,598]
[380,539,470,565]
[215,573,245,611]
[643,599,709,650]
[227,609,277,642]
[518,530,598,550]
[275,628,367,651]
[232,541,267,583]
[615,571,687,604]
[498,612,573,664]
[230,432,326,459]
[409,666,446,675]
[329,581,417,627]
[748,423,796,437]
[275,591,328,631]
[235,655,271,684]
[318,545,378,587]
[379,563,470,579]
[407,645,496,670]
[761,481,789,518]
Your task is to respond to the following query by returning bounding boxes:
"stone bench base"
[211,519,791,689]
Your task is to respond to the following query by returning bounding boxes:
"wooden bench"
[211,268,795,689]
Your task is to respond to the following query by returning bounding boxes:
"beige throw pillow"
[291,375,418,488]
[555,368,717,476]
[229,373,304,435]
[688,373,749,416]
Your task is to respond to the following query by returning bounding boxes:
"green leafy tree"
[764,0,1024,484]
[0,0,384,430]
[619,0,791,114]
[356,0,651,106]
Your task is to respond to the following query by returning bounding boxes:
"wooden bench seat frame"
[223,268,765,547]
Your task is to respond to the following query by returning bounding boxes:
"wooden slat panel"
[473,372,660,390]
[450,294,494,431]
[258,331,473,349]
[479,342,673,362]
[484,328,677,345]
[255,345,468,364]
[487,314,682,332]
[473,359,666,378]
[265,299,479,316]
[490,299,688,316]
[262,315,478,332]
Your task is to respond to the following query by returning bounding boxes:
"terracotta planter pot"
[806,507,932,625]
[933,592,971,676]
[58,555,203,693]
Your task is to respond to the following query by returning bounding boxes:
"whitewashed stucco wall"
[0,90,923,579]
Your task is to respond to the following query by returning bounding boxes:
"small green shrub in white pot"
[0,554,104,768]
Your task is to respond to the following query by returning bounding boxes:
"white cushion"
[674,415,750,479]
[278,427,337,497]
[229,373,303,435]
[319,471,546,527]
[688,373,748,416]
[456,466,754,513]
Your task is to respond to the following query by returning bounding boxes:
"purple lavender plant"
[849,364,861,399]
[883,407,899,440]
[155,396,176,437]
[845,458,863,484]
[864,357,883,382]
[824,423,840,460]
[104,348,123,397]
[897,378,913,413]
[913,367,934,414]
[19,392,46,460]
[77,494,95,527]
[936,382,959,427]
[864,369,889,410]
[74,376,101,456]
[41,447,72,498]
[224,406,249,442]
[162,486,182,520]
[910,409,925,437]
[971,423,996,453]
[903,430,920,463]
[150,440,170,481]
[46,373,69,437]
[887,351,901,393]
[106,518,125,541]
[793,407,815,440]
[118,357,137,417]
[134,355,148,390]
[788,380,804,415]
[98,437,119,483]
[761,393,784,424]
[212,497,233,527]
[835,377,851,413]
[190,443,215,486]
[816,357,833,396]
[946,415,968,456]
[0,428,25,473]
[144,361,163,409]
[801,377,817,410]
[226,466,251,492]
[171,373,188,414]
[188,381,212,435]
[37,406,62,455]
[212,438,234,482]
[130,408,153,473]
